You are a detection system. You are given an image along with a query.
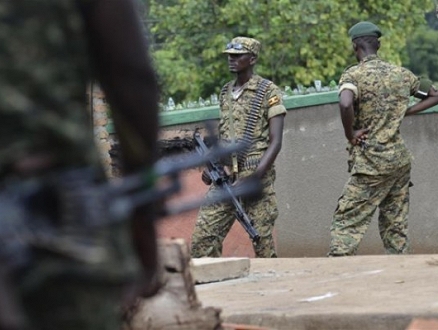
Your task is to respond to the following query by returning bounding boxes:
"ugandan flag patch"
[268,95,280,107]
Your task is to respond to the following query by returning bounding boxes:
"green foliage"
[144,0,429,103]
[405,25,438,82]
[425,9,438,29]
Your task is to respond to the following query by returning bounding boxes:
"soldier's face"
[228,53,253,73]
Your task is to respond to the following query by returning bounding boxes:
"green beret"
[348,21,382,40]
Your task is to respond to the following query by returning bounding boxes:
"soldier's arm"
[78,0,161,300]
[406,85,438,116]
[79,0,159,171]
[339,90,369,145]
[252,86,286,179]
[338,71,369,145]
[339,89,356,141]
[254,115,284,179]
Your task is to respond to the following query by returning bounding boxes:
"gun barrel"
[224,183,260,243]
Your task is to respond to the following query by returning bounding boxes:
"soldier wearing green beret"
[328,21,438,257]
[191,36,287,258]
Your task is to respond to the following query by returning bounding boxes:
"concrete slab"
[195,255,438,330]
[191,258,250,284]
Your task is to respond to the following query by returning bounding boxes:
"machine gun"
[0,131,263,270]
[0,127,265,330]
[193,131,261,243]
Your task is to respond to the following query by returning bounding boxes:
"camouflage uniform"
[191,74,286,258]
[0,1,141,329]
[329,54,420,256]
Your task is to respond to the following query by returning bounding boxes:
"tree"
[405,25,438,82]
[425,8,438,30]
[144,0,428,104]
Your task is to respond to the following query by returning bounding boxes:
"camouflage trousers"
[329,164,411,256]
[191,169,278,258]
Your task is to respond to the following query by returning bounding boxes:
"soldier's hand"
[349,128,369,146]
[201,168,212,185]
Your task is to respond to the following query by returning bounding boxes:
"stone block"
[125,238,222,330]
[191,258,250,284]
[223,324,271,330]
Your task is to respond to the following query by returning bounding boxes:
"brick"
[93,117,108,126]
[93,127,109,139]
[97,141,111,152]
[406,318,438,330]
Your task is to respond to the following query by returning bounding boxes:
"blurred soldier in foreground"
[328,21,438,257]
[0,0,160,329]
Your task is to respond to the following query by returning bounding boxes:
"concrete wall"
[276,104,438,257]
[100,88,438,258]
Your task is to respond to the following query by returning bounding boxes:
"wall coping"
[159,91,339,127]
[107,91,438,132]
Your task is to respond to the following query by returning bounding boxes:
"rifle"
[193,131,261,243]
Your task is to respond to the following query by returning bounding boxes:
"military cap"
[348,21,382,40]
[223,36,261,56]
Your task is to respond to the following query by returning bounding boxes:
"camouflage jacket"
[0,0,99,177]
[219,74,286,167]
[338,55,420,175]
[0,0,141,283]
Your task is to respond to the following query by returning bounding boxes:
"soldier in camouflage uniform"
[328,22,438,257]
[191,37,287,258]
[0,0,160,329]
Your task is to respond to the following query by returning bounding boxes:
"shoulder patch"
[268,95,280,107]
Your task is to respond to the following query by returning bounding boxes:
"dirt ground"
[195,255,438,330]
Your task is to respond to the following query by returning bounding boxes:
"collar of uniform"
[232,74,263,91]
[360,54,379,63]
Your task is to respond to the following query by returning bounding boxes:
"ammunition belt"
[237,79,271,169]
[241,155,262,171]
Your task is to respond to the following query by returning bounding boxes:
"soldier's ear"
[377,40,381,50]
[250,55,257,65]
[352,42,358,52]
